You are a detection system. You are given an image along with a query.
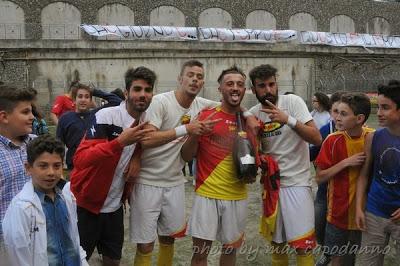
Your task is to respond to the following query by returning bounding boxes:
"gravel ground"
[89,176,398,266]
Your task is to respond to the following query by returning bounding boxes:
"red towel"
[259,154,280,241]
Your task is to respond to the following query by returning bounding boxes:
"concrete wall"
[0,0,25,39]
[245,10,276,30]
[150,6,185,27]
[41,2,81,39]
[29,56,313,109]
[289,12,317,31]
[199,8,232,28]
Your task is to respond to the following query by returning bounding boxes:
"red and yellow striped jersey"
[195,107,247,200]
[315,128,374,230]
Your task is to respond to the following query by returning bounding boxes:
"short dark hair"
[70,81,93,100]
[340,93,371,123]
[180,60,204,76]
[330,91,345,105]
[125,66,157,91]
[111,88,125,100]
[314,92,331,112]
[27,135,65,165]
[249,64,277,87]
[0,86,36,113]
[378,82,400,109]
[217,65,246,84]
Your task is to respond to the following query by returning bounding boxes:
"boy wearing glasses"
[315,93,373,266]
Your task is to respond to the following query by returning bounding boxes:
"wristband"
[175,125,188,137]
[287,116,297,128]
[243,110,253,118]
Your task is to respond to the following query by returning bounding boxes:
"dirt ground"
[89,176,398,266]
[80,114,397,265]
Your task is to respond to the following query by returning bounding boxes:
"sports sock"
[296,252,314,266]
[157,243,174,266]
[271,242,289,266]
[133,250,152,266]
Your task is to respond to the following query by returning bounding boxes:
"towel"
[259,154,280,242]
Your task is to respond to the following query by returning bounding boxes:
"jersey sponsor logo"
[181,114,191,125]
[262,122,283,137]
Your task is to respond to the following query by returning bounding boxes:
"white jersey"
[249,94,313,187]
[138,91,217,187]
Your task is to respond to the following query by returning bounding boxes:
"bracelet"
[175,125,188,137]
[287,116,297,128]
[243,110,253,118]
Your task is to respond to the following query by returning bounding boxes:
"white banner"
[80,24,400,49]
[198,28,297,43]
[80,24,197,40]
[299,31,400,48]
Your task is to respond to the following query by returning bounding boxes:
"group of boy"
[0,60,399,266]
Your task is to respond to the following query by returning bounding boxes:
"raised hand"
[260,99,289,124]
[186,111,222,136]
[117,121,155,146]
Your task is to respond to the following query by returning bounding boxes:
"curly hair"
[248,64,277,87]
[27,134,65,165]
[125,66,157,91]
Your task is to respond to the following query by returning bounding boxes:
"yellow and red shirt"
[315,128,374,230]
[195,107,247,200]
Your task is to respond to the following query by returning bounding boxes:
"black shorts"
[77,206,124,260]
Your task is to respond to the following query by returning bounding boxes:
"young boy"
[355,83,400,265]
[0,86,36,248]
[56,83,93,170]
[2,135,88,266]
[56,83,122,170]
[315,93,373,266]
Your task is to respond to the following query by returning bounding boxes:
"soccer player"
[182,65,255,265]
[249,64,322,266]
[70,67,155,266]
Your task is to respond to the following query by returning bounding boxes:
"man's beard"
[256,93,278,105]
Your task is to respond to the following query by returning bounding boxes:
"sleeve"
[51,96,64,116]
[290,96,313,124]
[309,122,331,161]
[2,203,33,266]
[41,119,49,135]
[144,95,165,129]
[73,138,123,169]
[56,116,65,144]
[92,89,122,111]
[314,136,334,170]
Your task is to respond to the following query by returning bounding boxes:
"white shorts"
[187,194,247,248]
[273,186,316,249]
[129,183,186,243]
